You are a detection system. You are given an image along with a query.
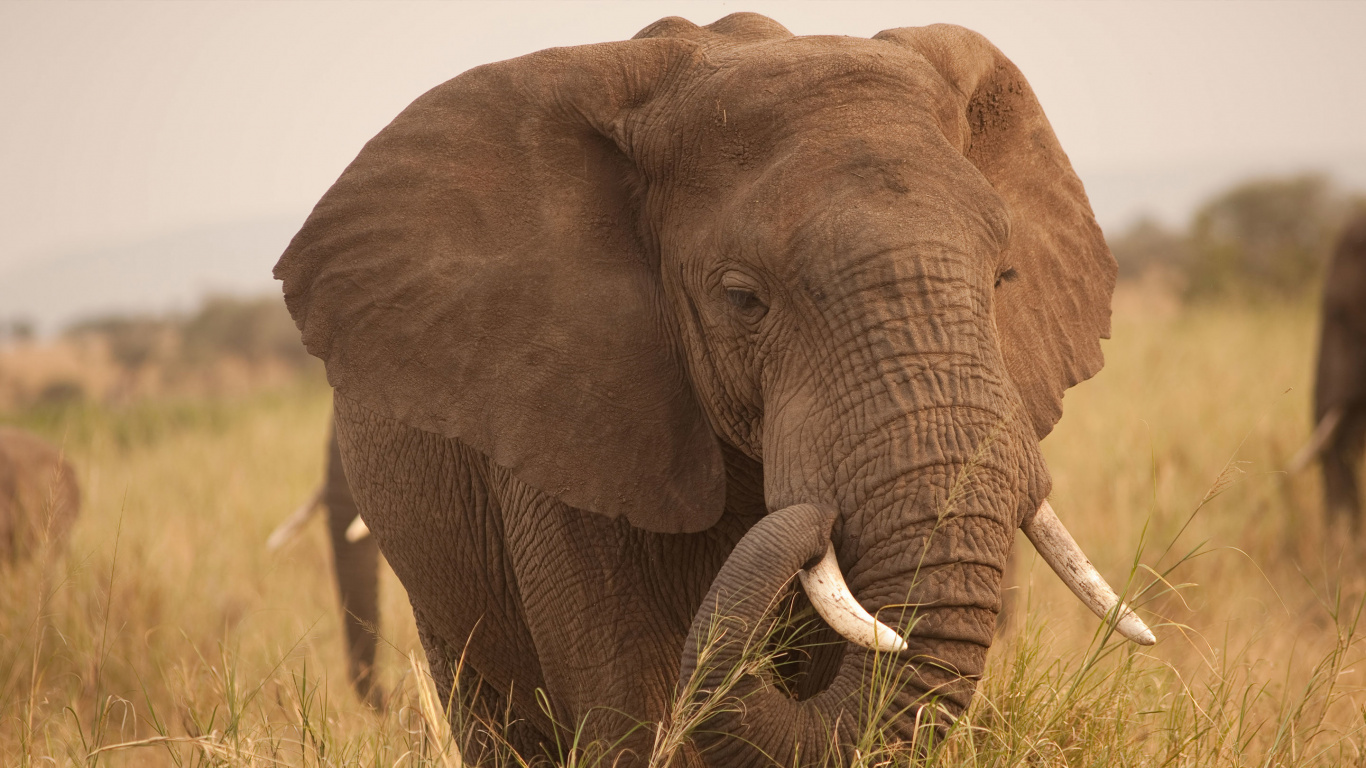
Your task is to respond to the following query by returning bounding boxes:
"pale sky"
[2,0,1365,283]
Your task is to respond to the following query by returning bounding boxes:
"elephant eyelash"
[995,267,1018,288]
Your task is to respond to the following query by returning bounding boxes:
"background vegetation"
[0,296,316,412]
[2,174,1365,765]
[1109,173,1366,302]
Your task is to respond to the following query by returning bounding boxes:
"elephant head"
[276,14,1150,762]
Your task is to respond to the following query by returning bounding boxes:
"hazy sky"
[2,0,1365,277]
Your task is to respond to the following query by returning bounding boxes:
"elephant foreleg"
[1322,405,1366,533]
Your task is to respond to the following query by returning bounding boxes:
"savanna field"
[2,283,1364,766]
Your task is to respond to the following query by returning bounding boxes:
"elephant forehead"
[694,34,951,109]
[668,140,1008,286]
[634,34,965,171]
[641,45,1004,269]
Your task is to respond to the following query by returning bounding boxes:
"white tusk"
[1023,500,1156,646]
[1288,406,1345,473]
[799,543,908,653]
[345,514,371,543]
[266,486,324,551]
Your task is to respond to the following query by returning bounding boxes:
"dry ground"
[3,283,1364,766]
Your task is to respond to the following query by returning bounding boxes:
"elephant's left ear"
[876,24,1117,439]
[274,39,726,533]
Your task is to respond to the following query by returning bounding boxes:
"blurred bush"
[65,315,174,370]
[179,295,312,367]
[64,295,309,373]
[1108,173,1366,302]
[1110,216,1190,283]
[35,379,86,408]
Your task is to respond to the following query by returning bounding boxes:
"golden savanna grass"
[3,282,1365,766]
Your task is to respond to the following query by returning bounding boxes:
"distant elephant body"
[269,417,383,706]
[1311,212,1366,528]
[320,419,383,706]
[0,426,79,564]
[277,15,1147,765]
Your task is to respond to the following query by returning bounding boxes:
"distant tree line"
[0,295,318,411]
[62,295,312,373]
[1108,174,1366,301]
[65,295,305,371]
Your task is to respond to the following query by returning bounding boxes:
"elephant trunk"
[678,358,1041,764]
[323,424,384,708]
[678,500,992,766]
[677,428,1153,763]
[677,504,854,766]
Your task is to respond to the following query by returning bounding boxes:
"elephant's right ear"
[275,40,726,534]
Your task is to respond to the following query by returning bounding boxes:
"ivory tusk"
[1288,406,1345,473]
[1023,500,1156,646]
[345,514,372,543]
[266,486,324,551]
[799,543,908,653]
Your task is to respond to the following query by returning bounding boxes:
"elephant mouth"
[799,499,1156,652]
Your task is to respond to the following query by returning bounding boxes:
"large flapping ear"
[876,25,1117,439]
[275,40,726,533]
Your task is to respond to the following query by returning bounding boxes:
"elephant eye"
[726,288,761,311]
[721,270,768,323]
[995,267,1018,288]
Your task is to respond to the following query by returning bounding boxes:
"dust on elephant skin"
[276,12,1123,766]
[0,427,79,564]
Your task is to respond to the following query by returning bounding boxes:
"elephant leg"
[1322,406,1366,533]
[331,395,557,755]
[323,423,384,707]
[494,478,675,764]
[414,606,553,764]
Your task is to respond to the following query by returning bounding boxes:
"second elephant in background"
[1304,213,1366,530]
[0,426,80,565]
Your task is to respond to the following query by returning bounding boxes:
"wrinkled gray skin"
[319,419,384,707]
[275,15,1116,766]
[1314,212,1366,530]
[0,426,79,565]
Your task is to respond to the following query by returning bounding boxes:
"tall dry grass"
[2,282,1363,766]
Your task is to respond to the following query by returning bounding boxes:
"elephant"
[0,426,79,565]
[1295,211,1366,531]
[267,417,383,707]
[274,13,1155,766]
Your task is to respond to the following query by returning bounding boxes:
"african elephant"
[268,417,383,706]
[1298,211,1366,530]
[0,426,79,564]
[275,14,1154,765]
